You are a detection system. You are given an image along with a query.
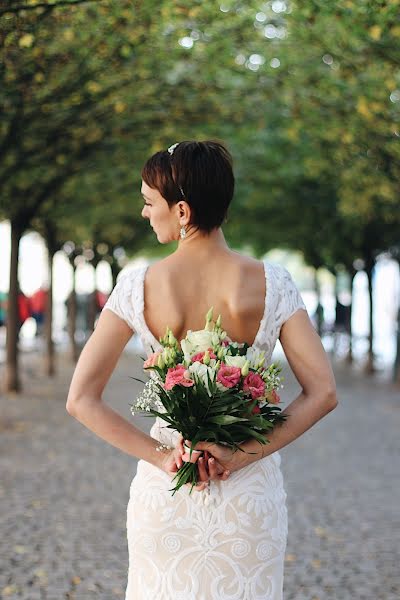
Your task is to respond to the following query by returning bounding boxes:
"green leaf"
[208,415,248,425]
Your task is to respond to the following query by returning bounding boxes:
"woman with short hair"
[67,140,337,600]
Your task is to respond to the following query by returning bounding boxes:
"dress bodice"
[102,260,306,363]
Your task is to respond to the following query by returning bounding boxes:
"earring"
[180,226,186,239]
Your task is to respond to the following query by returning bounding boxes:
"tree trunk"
[44,248,55,377]
[110,260,120,288]
[67,266,79,363]
[87,261,100,333]
[332,273,339,356]
[394,305,400,386]
[314,268,323,337]
[393,258,400,386]
[365,257,375,374]
[346,269,357,365]
[4,221,23,393]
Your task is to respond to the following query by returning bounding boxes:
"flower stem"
[169,461,199,495]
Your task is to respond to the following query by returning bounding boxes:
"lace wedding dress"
[103,261,306,600]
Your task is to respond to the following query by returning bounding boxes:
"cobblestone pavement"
[0,349,399,600]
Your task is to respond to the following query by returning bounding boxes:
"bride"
[66,140,337,599]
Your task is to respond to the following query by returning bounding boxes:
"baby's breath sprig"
[130,377,161,416]
[261,363,284,391]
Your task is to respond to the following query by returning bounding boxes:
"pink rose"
[268,389,281,405]
[243,372,265,400]
[165,365,194,391]
[191,348,217,363]
[216,363,242,388]
[143,351,162,369]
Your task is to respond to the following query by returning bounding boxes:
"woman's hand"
[184,439,253,475]
[176,435,231,490]
[158,443,187,479]
[159,443,208,491]
[159,435,231,492]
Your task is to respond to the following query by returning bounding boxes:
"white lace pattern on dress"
[102,261,306,600]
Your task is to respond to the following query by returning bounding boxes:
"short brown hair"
[141,140,234,234]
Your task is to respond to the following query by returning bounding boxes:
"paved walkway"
[0,350,399,599]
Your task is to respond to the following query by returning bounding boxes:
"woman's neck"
[175,227,230,258]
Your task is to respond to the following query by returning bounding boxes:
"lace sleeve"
[102,272,136,330]
[280,266,307,323]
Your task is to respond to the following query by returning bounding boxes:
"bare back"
[143,251,266,347]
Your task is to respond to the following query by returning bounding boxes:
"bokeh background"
[0,1,399,599]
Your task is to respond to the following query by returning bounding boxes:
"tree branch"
[0,0,102,17]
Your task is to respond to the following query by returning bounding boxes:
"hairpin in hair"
[167,142,185,198]
[168,142,179,155]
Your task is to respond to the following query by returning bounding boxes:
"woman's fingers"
[197,457,208,481]
[185,439,215,454]
[177,435,185,454]
[207,457,218,479]
[219,468,231,481]
[173,447,183,469]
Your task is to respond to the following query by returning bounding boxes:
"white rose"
[225,355,247,369]
[188,362,216,396]
[186,329,215,353]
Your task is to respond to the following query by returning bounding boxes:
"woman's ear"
[176,200,191,225]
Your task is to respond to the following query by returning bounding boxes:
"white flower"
[225,355,247,369]
[131,377,163,414]
[216,381,230,392]
[188,362,216,396]
[211,332,221,346]
[245,347,266,369]
[180,338,196,364]
[186,329,215,352]
[181,328,220,364]
[217,346,227,360]
[131,378,159,414]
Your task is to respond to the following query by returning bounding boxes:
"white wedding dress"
[103,260,306,600]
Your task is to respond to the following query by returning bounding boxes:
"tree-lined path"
[0,350,398,599]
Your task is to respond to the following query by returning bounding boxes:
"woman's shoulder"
[265,261,307,321]
[113,264,147,291]
[265,261,294,282]
[101,265,146,329]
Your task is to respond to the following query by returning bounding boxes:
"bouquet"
[130,307,286,495]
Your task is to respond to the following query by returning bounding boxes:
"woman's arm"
[66,309,228,487]
[192,309,337,471]
[66,309,167,469]
[240,308,337,464]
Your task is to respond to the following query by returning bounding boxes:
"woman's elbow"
[66,390,86,417]
[324,385,338,411]
[306,383,337,413]
[66,395,79,417]
[66,390,101,417]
